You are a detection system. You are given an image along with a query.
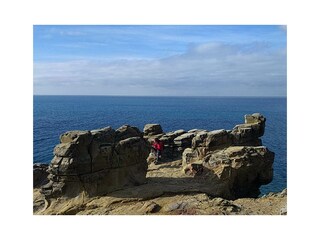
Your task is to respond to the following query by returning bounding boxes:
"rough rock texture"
[183,146,274,198]
[143,124,163,137]
[33,163,49,188]
[181,113,274,198]
[143,113,274,198]
[231,113,266,146]
[144,128,188,162]
[143,113,267,164]
[174,132,196,148]
[34,113,279,214]
[33,160,286,215]
[41,125,149,198]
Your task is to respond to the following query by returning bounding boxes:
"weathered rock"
[116,125,141,141]
[182,148,200,166]
[144,113,267,164]
[33,158,286,215]
[174,132,196,148]
[231,113,266,145]
[174,129,187,135]
[42,125,149,198]
[33,163,49,188]
[145,133,165,144]
[60,130,92,145]
[39,113,272,201]
[188,129,205,133]
[191,131,209,148]
[159,130,186,145]
[279,188,287,197]
[182,146,274,198]
[142,127,189,162]
[280,206,287,215]
[143,124,163,136]
[181,113,273,198]
[192,129,232,150]
[205,129,232,149]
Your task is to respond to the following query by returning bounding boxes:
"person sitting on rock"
[152,138,164,164]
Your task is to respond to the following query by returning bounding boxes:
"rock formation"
[143,113,274,198]
[41,125,149,198]
[37,113,274,201]
[181,113,274,198]
[33,159,286,215]
[33,163,49,188]
[143,113,268,163]
[143,124,163,137]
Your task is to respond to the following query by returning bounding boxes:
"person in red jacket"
[152,138,164,164]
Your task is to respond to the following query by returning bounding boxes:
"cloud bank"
[34,41,286,96]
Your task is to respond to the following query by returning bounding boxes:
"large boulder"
[159,129,186,145]
[192,129,232,149]
[143,124,163,136]
[231,113,266,145]
[174,132,196,148]
[42,125,149,198]
[182,146,274,198]
[182,113,274,198]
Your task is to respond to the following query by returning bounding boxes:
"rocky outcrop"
[181,113,274,198]
[183,146,274,198]
[231,113,266,146]
[41,125,149,198]
[36,113,274,202]
[33,163,49,188]
[143,113,274,198]
[33,158,286,215]
[143,124,163,137]
[144,113,269,163]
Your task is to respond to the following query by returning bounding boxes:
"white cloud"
[34,42,286,96]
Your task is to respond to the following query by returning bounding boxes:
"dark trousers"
[152,147,162,162]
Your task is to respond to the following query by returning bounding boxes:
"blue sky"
[34,25,287,96]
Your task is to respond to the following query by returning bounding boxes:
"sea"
[33,95,287,195]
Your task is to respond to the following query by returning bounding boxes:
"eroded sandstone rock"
[42,125,149,198]
[143,124,163,136]
[181,113,274,198]
[38,113,273,201]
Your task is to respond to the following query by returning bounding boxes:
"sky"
[33,25,287,96]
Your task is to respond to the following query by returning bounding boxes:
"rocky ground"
[33,160,287,215]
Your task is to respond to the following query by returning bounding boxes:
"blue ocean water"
[33,96,287,194]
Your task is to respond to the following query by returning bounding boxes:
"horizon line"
[33,94,287,98]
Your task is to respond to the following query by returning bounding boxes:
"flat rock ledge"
[33,159,286,215]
